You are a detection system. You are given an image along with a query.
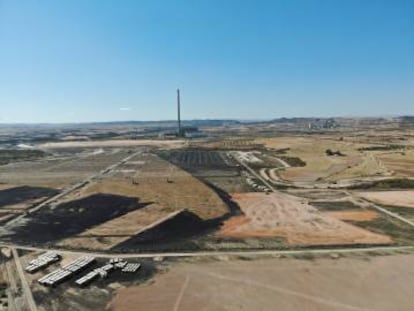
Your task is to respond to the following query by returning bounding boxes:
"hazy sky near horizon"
[1,0,413,123]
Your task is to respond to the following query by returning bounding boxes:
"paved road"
[273,156,290,168]
[232,155,277,192]
[6,290,17,311]
[5,260,18,294]
[5,260,18,311]
[1,243,412,259]
[11,248,38,311]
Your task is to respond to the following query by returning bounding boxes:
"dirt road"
[11,247,38,311]
[0,242,412,259]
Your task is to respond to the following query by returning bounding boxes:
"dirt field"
[56,153,229,250]
[109,254,414,311]
[219,192,391,245]
[358,190,414,208]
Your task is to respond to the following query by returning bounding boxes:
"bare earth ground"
[109,254,414,311]
[219,192,391,245]
[357,190,414,208]
[58,153,228,250]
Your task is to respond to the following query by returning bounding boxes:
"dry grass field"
[256,136,387,183]
[377,150,414,177]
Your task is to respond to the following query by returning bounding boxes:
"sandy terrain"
[38,139,185,149]
[219,192,391,245]
[109,254,414,311]
[323,210,379,222]
[358,190,414,208]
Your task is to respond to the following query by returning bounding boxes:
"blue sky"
[0,0,413,123]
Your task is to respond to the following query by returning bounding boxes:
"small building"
[182,127,205,138]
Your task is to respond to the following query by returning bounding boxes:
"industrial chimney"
[177,88,181,136]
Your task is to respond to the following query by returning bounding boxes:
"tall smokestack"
[177,88,181,136]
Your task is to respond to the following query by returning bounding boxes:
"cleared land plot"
[109,254,414,311]
[358,190,414,208]
[220,192,392,246]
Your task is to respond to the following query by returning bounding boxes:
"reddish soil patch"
[219,192,392,245]
[220,216,250,236]
[323,210,379,222]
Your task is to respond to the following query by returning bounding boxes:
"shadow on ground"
[3,193,152,245]
[0,186,59,207]
[112,182,242,252]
